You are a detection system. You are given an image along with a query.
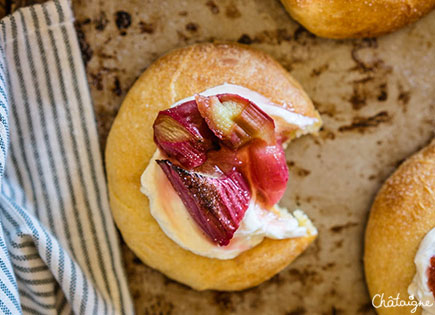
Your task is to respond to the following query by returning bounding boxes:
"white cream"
[140,85,318,259]
[408,228,435,314]
[141,151,316,260]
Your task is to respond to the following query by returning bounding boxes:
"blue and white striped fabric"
[0,0,134,314]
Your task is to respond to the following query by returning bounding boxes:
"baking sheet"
[72,0,435,313]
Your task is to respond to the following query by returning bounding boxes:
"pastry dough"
[105,43,321,291]
[364,140,435,314]
[281,0,435,39]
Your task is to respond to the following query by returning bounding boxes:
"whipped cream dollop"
[140,85,318,259]
[141,151,316,259]
[408,228,435,314]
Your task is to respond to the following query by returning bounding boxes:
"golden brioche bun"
[281,0,435,39]
[364,139,435,314]
[105,42,321,291]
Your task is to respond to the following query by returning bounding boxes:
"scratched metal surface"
[68,0,435,314]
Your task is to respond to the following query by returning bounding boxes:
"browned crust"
[364,139,435,314]
[105,42,319,291]
[281,0,435,39]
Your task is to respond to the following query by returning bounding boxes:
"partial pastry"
[280,0,435,38]
[365,140,435,314]
[105,43,322,291]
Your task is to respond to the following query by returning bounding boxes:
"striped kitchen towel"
[0,0,134,314]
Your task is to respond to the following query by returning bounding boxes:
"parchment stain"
[338,111,391,133]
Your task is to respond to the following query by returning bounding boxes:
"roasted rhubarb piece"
[194,146,242,176]
[195,94,275,149]
[249,140,289,208]
[153,100,216,168]
[157,159,251,246]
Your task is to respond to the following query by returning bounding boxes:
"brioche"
[364,139,435,314]
[105,43,321,290]
[281,0,435,39]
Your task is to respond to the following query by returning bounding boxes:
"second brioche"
[281,0,435,39]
